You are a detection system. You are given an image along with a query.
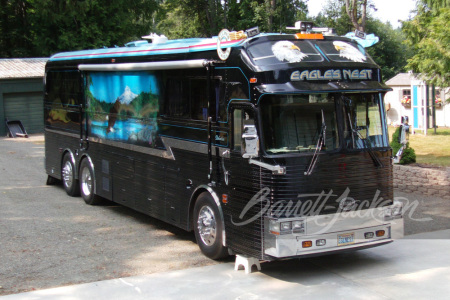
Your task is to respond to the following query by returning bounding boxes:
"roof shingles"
[0,58,48,79]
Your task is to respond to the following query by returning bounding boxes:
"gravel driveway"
[0,134,448,296]
[0,135,221,296]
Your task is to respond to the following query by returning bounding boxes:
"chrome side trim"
[80,154,96,195]
[45,128,79,139]
[161,137,229,157]
[190,185,226,247]
[78,59,208,72]
[88,136,175,160]
[249,158,286,175]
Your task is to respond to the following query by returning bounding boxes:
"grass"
[389,126,450,167]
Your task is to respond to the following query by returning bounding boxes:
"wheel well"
[78,154,96,194]
[61,150,77,179]
[188,188,208,232]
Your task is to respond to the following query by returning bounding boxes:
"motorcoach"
[44,22,403,260]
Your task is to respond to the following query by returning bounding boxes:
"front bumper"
[264,205,404,258]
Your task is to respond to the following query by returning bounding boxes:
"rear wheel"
[193,192,228,260]
[61,153,79,196]
[79,159,102,205]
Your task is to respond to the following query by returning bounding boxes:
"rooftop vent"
[142,33,168,44]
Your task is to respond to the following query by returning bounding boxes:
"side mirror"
[242,124,259,158]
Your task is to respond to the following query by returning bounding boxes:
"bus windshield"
[260,94,339,155]
[260,93,388,155]
[342,93,389,149]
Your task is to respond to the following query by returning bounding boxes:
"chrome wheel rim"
[80,166,92,197]
[62,161,73,189]
[197,205,217,246]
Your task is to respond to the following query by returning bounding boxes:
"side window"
[232,108,256,153]
[233,109,243,152]
[190,78,208,120]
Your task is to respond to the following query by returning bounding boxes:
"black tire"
[79,159,102,205]
[193,192,228,260]
[46,175,59,185]
[61,153,79,196]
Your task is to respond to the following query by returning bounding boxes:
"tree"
[0,0,34,57]
[402,0,450,86]
[365,19,414,81]
[344,0,367,31]
[313,0,412,81]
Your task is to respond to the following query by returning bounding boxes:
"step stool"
[234,255,261,274]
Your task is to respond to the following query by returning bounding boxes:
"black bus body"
[44,29,403,260]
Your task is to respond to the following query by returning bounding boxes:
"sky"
[307,0,417,29]
[89,72,159,103]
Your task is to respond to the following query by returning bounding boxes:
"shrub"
[390,127,402,156]
[400,145,416,164]
[390,126,416,164]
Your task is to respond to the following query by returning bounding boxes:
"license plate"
[338,232,355,246]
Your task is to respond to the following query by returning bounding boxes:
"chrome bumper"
[264,204,404,258]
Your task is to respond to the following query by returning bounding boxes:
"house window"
[402,89,411,98]
[401,89,411,106]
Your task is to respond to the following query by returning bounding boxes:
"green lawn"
[389,126,450,167]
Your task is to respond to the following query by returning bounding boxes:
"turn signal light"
[376,230,385,237]
[250,77,257,83]
[302,241,312,248]
[222,194,228,204]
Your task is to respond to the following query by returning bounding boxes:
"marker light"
[302,241,312,248]
[376,230,385,237]
[295,33,324,40]
[222,194,228,204]
[250,78,257,83]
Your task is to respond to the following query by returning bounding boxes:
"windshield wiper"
[304,109,326,176]
[347,113,383,168]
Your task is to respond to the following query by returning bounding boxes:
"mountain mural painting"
[86,71,161,147]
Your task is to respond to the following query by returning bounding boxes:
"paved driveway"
[0,134,449,296]
[0,135,220,296]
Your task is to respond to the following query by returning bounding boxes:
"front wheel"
[79,159,102,205]
[193,192,228,260]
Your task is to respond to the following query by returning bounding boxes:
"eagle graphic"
[272,41,308,63]
[333,41,366,63]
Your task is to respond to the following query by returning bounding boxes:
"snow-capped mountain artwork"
[118,86,138,105]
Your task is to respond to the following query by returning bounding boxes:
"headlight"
[269,219,281,235]
[293,220,306,234]
[384,201,403,220]
[280,221,292,231]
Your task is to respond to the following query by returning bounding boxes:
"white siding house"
[384,73,449,132]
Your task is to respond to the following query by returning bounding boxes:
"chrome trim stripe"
[78,59,208,72]
[45,128,79,139]
[161,137,229,157]
[88,136,176,160]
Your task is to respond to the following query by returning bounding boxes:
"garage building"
[0,58,48,136]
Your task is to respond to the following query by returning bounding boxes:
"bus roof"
[49,36,247,62]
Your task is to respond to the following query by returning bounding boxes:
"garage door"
[4,92,44,134]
